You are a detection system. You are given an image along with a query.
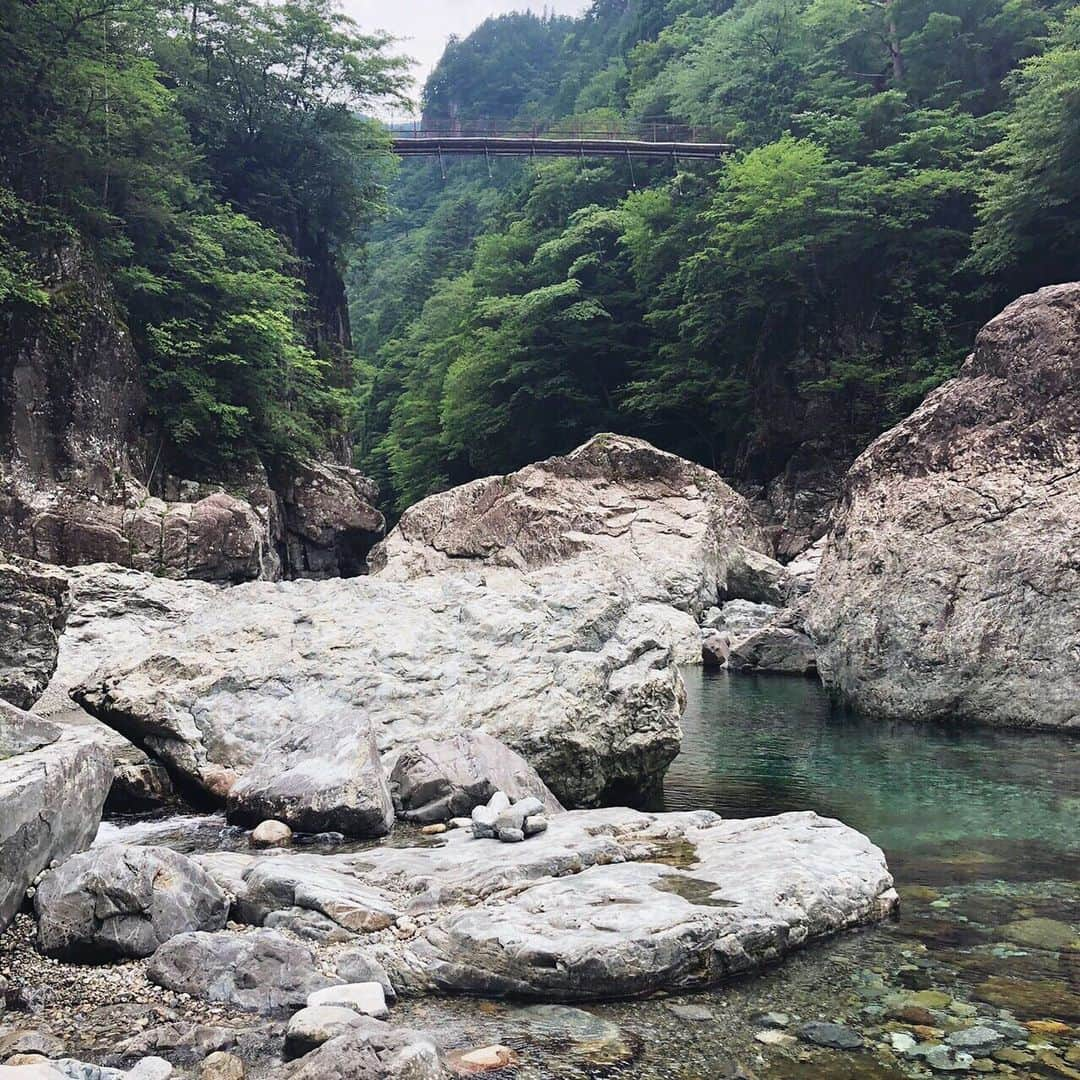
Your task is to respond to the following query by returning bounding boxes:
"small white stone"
[306,981,388,1019]
[127,1057,175,1080]
[250,820,293,848]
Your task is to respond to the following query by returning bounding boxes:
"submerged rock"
[267,1019,442,1079]
[0,702,111,930]
[73,566,685,812]
[34,844,228,960]
[796,1021,863,1049]
[371,433,771,618]
[810,283,1080,730]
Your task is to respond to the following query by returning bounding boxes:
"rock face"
[34,844,229,959]
[0,476,279,584]
[0,701,112,929]
[391,733,563,824]
[192,808,896,1002]
[147,929,340,1014]
[73,567,685,812]
[272,461,385,578]
[810,284,1080,729]
[0,556,70,709]
[371,434,771,617]
[31,565,220,809]
[0,244,385,583]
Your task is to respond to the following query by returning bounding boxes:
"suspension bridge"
[389,126,733,175]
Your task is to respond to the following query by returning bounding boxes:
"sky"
[341,1,591,111]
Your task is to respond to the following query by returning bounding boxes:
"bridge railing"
[389,121,723,144]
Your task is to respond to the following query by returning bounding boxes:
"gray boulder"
[217,808,896,1003]
[0,702,111,929]
[0,555,70,710]
[228,719,393,838]
[34,844,228,960]
[810,283,1080,729]
[147,929,340,1015]
[703,599,780,634]
[74,566,685,810]
[726,626,818,675]
[371,433,771,618]
[269,1019,443,1080]
[391,732,562,824]
[722,546,799,606]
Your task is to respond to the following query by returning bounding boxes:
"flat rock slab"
[0,701,111,929]
[208,808,896,1002]
[73,567,685,811]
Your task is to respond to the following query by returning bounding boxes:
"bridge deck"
[392,136,733,160]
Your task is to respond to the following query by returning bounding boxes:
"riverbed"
[10,670,1079,1078]
[388,670,1080,1078]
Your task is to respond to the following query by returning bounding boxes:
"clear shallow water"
[666,669,1080,873]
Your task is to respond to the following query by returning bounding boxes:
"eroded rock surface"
[73,567,685,813]
[32,565,219,808]
[0,702,111,929]
[371,434,771,617]
[0,555,70,709]
[810,283,1080,729]
[194,808,896,1001]
[147,929,340,1015]
[34,844,228,960]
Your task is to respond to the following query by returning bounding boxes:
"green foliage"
[353,0,1075,512]
[0,0,409,478]
[970,7,1080,284]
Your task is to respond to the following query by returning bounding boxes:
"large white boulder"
[810,284,1080,729]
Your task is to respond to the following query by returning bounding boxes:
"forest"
[2,0,1079,512]
[352,0,1080,512]
[0,0,409,476]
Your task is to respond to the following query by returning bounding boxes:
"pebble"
[420,823,447,835]
[127,1057,174,1079]
[199,1052,245,1079]
[665,1003,714,1021]
[755,1029,796,1047]
[945,1026,1005,1054]
[250,820,292,849]
[754,1011,790,1028]
[796,1021,863,1050]
[447,1045,518,1072]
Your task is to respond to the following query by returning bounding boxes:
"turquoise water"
[666,669,1080,877]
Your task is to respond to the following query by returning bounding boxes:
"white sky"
[341,1,591,112]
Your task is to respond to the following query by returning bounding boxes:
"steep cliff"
[0,245,383,580]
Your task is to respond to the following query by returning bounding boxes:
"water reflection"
[665,668,1080,869]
